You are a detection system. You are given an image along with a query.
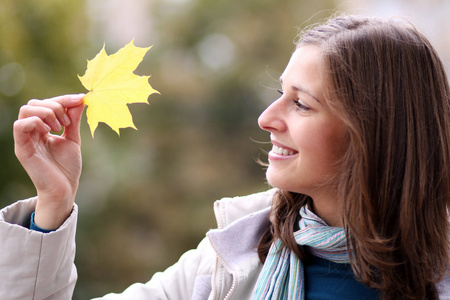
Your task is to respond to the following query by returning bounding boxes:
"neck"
[309,192,343,227]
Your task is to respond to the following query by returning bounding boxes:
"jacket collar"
[207,206,270,271]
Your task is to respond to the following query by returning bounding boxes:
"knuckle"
[13,119,21,129]
[27,99,40,105]
[18,105,28,116]
[13,118,28,133]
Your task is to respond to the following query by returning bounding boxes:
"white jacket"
[1,190,450,299]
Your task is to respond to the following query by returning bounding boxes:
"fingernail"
[71,94,85,101]
[63,114,71,126]
[54,121,62,132]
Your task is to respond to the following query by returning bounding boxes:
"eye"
[277,90,310,111]
[292,99,310,111]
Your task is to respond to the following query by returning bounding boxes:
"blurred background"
[0,0,448,298]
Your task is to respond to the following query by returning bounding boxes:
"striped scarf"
[252,206,349,299]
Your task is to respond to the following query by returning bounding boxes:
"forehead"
[280,45,325,101]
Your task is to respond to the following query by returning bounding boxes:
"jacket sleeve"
[0,198,78,300]
[94,237,215,300]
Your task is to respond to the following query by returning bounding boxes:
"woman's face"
[258,45,348,199]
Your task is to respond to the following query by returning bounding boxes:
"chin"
[266,172,294,192]
[265,169,278,188]
[265,170,309,195]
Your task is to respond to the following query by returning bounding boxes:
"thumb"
[63,103,85,144]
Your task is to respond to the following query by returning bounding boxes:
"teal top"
[304,253,381,299]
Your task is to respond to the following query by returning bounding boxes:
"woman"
[257,15,450,299]
[1,14,449,299]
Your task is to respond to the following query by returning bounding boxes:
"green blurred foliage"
[0,0,88,200]
[0,0,336,298]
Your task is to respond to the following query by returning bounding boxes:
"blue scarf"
[252,206,349,299]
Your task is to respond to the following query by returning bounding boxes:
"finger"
[13,117,51,155]
[46,94,85,109]
[14,116,51,136]
[18,105,63,133]
[25,94,85,127]
[62,103,85,144]
[26,99,70,127]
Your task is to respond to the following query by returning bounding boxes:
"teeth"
[273,145,294,156]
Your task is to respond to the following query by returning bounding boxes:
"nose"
[258,97,287,133]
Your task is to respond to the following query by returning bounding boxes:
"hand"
[13,94,85,230]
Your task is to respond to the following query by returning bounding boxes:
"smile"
[272,145,295,156]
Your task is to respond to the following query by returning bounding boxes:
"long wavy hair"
[258,15,450,299]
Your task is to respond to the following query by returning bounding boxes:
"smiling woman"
[0,14,450,300]
[257,15,450,300]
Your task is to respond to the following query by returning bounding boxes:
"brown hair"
[258,15,450,299]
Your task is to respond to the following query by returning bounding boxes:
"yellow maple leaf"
[78,40,159,137]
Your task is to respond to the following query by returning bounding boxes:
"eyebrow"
[279,78,320,103]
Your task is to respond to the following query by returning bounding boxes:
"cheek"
[302,122,348,163]
[321,125,349,163]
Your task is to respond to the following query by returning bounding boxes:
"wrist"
[34,199,74,230]
[30,212,54,233]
